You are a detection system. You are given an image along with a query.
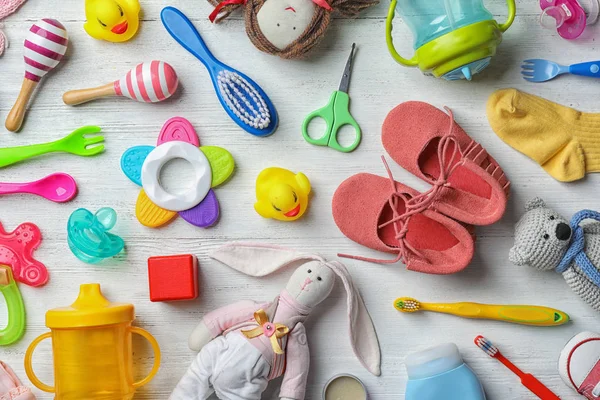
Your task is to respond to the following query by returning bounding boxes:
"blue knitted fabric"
[556,210,600,288]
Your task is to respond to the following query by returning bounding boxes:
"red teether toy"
[0,222,47,287]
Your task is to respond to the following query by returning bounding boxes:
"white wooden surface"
[1,0,600,399]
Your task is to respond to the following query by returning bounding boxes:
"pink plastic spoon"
[0,173,77,203]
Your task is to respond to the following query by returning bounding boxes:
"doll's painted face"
[256,0,316,50]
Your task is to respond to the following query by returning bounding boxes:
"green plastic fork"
[0,126,104,168]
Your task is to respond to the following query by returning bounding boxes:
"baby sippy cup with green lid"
[386,0,516,80]
[24,283,161,400]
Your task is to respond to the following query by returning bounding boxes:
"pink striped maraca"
[63,61,179,105]
[5,19,68,132]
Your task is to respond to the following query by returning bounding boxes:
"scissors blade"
[338,43,356,94]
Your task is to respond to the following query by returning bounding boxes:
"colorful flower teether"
[121,117,235,228]
[67,207,125,264]
[0,221,47,287]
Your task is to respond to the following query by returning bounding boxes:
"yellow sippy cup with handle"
[25,283,160,400]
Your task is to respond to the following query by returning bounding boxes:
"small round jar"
[323,374,367,400]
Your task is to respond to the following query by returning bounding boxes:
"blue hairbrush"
[161,7,278,137]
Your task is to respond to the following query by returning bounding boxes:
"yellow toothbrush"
[394,297,570,327]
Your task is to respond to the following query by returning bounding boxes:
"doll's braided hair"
[208,0,378,59]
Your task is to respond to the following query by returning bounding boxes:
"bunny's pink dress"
[170,290,311,400]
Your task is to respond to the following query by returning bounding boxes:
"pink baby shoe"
[332,166,474,274]
[0,362,35,400]
[382,102,509,226]
[559,332,600,399]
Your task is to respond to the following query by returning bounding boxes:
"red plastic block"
[148,254,198,302]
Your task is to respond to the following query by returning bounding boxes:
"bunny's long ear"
[326,261,382,376]
[210,242,322,276]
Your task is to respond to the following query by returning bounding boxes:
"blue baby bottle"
[405,343,486,400]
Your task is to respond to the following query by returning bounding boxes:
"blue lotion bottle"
[405,343,486,400]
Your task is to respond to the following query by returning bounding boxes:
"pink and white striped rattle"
[5,18,68,132]
[63,61,179,105]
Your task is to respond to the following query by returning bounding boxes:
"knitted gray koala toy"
[510,198,600,311]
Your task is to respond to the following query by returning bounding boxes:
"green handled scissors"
[302,43,361,153]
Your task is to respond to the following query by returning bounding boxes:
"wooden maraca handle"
[63,83,116,105]
[5,78,38,132]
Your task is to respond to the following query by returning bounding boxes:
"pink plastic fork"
[0,173,77,203]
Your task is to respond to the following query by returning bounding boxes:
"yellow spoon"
[394,297,570,327]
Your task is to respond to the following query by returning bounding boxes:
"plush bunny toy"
[170,242,381,400]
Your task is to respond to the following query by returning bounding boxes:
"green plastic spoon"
[0,126,104,168]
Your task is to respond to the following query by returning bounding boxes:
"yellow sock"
[486,88,600,182]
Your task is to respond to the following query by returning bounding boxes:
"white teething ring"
[141,141,212,212]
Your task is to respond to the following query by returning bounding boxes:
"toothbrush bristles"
[474,335,499,357]
[394,297,421,312]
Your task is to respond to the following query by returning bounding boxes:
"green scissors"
[302,43,361,153]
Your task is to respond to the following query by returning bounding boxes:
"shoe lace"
[338,107,466,265]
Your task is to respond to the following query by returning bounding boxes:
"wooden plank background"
[1,0,599,398]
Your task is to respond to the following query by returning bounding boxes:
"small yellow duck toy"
[255,167,311,222]
[84,0,140,43]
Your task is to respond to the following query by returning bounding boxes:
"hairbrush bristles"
[217,71,271,130]
[394,297,421,312]
[474,335,498,357]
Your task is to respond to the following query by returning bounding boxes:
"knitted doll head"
[510,197,572,271]
[208,0,378,59]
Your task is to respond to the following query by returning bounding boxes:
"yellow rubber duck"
[84,0,140,43]
[255,167,311,222]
